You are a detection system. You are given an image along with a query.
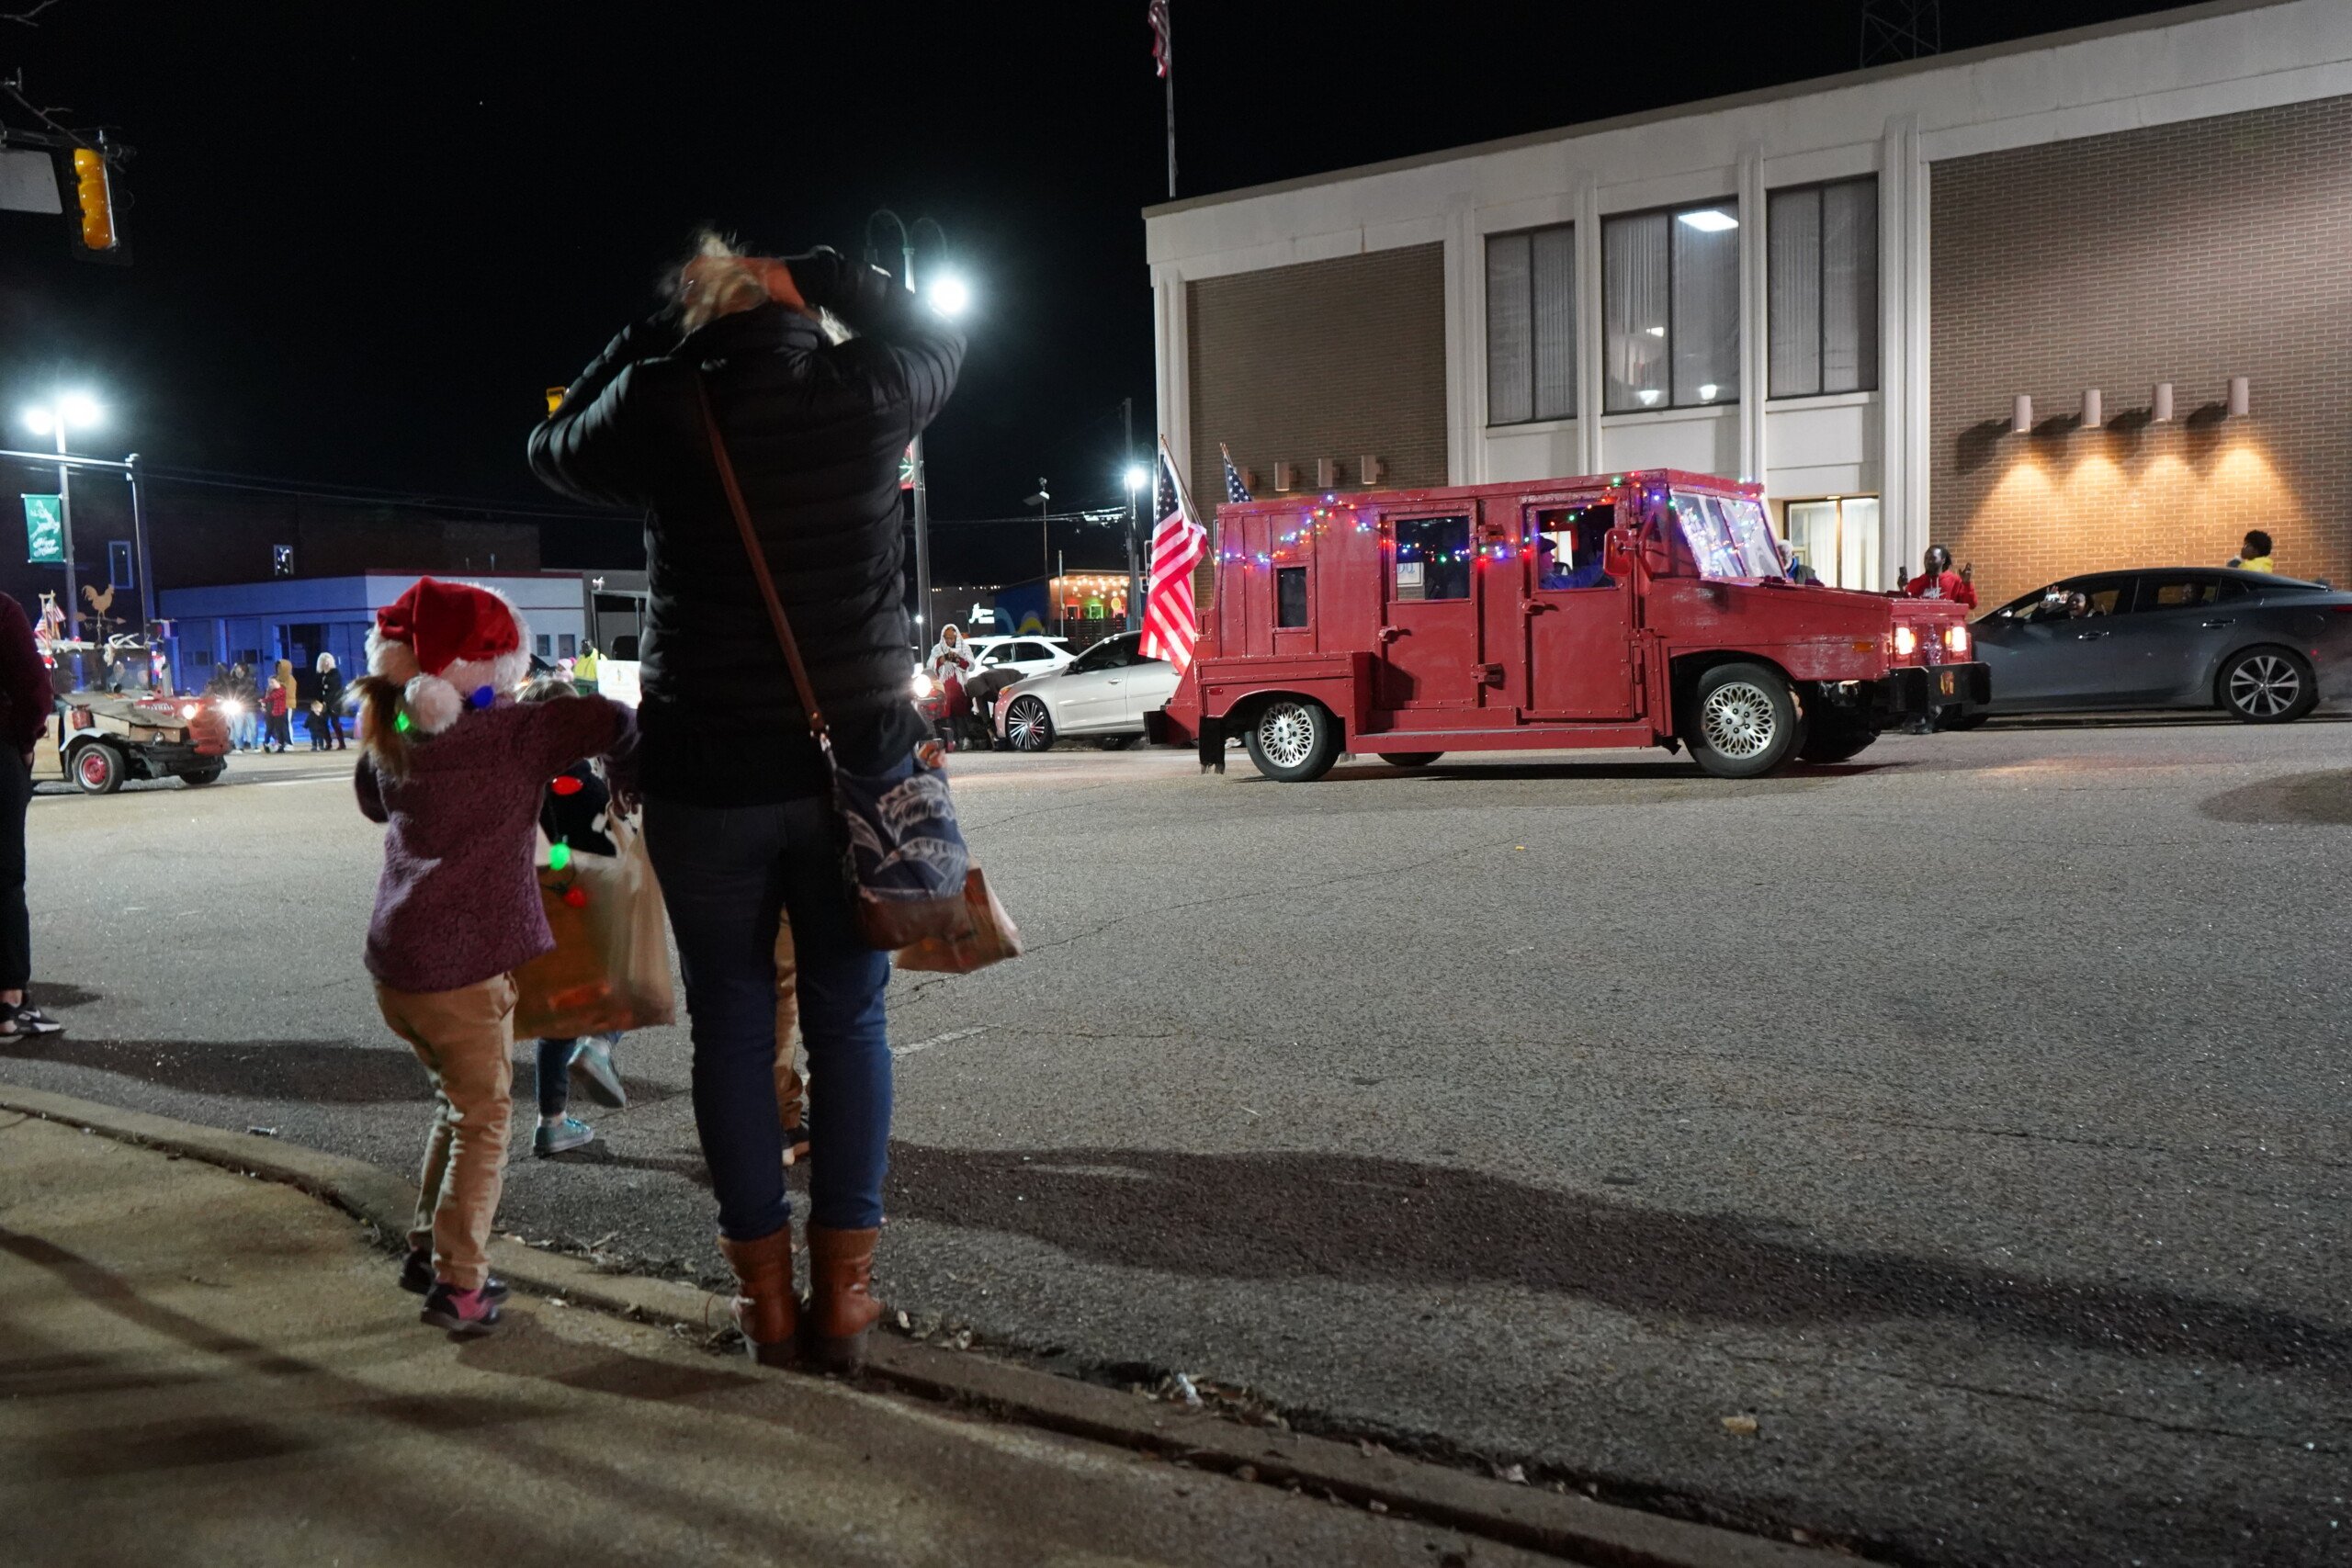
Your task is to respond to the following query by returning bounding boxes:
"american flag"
[1220,443,1251,503]
[1148,0,1171,78]
[1139,440,1207,671]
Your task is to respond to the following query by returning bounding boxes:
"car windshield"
[1670,491,1782,581]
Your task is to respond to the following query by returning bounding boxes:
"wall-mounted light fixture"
[2152,382,2174,423]
[2228,376,2251,418]
[2082,389,2102,430]
[2011,395,2033,434]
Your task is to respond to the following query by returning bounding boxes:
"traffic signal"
[66,143,127,262]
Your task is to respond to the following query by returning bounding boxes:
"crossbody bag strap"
[695,376,828,740]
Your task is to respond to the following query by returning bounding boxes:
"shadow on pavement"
[2199,770,2352,826]
[0,1033,676,1108]
[887,1144,2352,1382]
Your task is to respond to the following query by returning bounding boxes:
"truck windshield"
[1670,491,1782,581]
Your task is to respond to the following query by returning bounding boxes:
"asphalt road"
[13,719,2350,1567]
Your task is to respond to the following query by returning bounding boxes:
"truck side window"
[1394,515,1472,602]
[1533,505,1616,590]
[1275,566,1309,627]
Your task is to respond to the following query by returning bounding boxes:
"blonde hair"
[350,674,418,780]
[669,227,852,343]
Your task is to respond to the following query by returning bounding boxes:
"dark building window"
[107,539,132,589]
[1768,177,1878,397]
[1275,566,1309,627]
[1603,202,1740,412]
[1393,515,1472,602]
[1486,224,1577,424]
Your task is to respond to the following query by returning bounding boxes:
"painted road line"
[893,1026,990,1058]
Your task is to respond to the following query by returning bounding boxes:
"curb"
[0,1078,1836,1568]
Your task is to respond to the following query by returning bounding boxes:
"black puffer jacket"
[528,284,964,805]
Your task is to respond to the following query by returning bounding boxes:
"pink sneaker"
[420,1280,503,1336]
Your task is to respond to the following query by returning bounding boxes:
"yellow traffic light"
[72,147,116,252]
[545,386,567,416]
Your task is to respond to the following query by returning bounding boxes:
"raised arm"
[526,315,680,510]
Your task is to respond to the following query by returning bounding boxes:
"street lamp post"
[20,392,104,669]
[1123,459,1149,634]
[865,209,968,640]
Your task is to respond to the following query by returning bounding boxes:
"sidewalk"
[0,1110,1567,1568]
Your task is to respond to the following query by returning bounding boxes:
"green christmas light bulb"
[548,840,571,873]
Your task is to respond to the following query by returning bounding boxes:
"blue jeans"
[643,792,892,1240]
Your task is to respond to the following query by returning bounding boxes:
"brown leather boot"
[802,1224,883,1372]
[717,1225,798,1369]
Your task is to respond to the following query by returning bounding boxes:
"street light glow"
[927,275,971,318]
[59,391,102,428]
[20,406,53,436]
[1124,465,1148,493]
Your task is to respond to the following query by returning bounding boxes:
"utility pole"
[51,412,78,655]
[128,451,153,637]
[1123,397,1141,631]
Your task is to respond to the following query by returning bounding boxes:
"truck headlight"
[1893,626,1918,659]
[1944,625,1971,657]
[911,670,936,701]
[180,703,199,719]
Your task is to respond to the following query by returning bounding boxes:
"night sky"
[0,0,2189,570]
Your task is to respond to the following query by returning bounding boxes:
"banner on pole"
[23,495,63,564]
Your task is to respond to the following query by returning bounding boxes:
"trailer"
[1153,469,1988,781]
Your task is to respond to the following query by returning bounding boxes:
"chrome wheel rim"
[1256,702,1317,770]
[2228,655,2300,716]
[1008,699,1050,750]
[1700,682,1778,760]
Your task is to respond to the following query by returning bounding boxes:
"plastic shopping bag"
[893,867,1023,975]
[513,815,676,1039]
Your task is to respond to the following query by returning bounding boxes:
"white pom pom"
[402,675,464,735]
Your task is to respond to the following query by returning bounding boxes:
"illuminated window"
[1486,224,1576,425]
[1769,178,1878,398]
[1603,202,1740,412]
[1783,496,1882,590]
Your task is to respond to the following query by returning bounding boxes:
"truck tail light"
[1944,625,1971,657]
[1893,626,1918,659]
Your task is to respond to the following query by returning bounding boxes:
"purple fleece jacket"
[356,695,637,994]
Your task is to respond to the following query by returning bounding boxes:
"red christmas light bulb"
[562,886,589,908]
[550,775,584,796]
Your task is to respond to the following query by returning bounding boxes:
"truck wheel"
[73,744,127,795]
[2218,647,2316,723]
[1384,751,1444,769]
[1244,698,1340,783]
[1005,696,1056,752]
[1687,663,1803,779]
[179,766,225,786]
[1796,712,1875,764]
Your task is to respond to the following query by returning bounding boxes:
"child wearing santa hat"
[352,577,636,1336]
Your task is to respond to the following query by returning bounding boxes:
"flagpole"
[1164,2,1177,199]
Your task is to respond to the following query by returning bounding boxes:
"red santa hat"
[366,577,531,734]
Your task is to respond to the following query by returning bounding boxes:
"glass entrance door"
[1783,496,1882,590]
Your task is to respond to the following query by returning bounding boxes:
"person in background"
[355,578,636,1336]
[0,592,63,1039]
[529,229,963,1371]
[2229,531,2275,573]
[264,672,293,752]
[517,677,629,1156]
[926,624,975,751]
[313,652,348,751]
[1904,545,1977,609]
[573,642,602,694]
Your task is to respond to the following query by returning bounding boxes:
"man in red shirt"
[0,593,63,1037]
[1904,545,1978,609]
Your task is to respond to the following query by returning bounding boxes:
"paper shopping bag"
[514,816,676,1038]
[893,867,1023,975]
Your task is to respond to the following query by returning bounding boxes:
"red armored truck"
[1153,469,1989,781]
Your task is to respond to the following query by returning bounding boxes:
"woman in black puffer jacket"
[527,231,964,1371]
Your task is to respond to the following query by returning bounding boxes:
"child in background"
[264,674,292,752]
[519,677,629,1156]
[353,578,634,1336]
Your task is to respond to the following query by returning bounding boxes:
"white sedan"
[965,635,1075,679]
[992,631,1179,751]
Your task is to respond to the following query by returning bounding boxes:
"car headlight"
[1944,625,1970,656]
[1893,626,1919,659]
[180,703,199,719]
[911,670,936,701]
[220,699,244,716]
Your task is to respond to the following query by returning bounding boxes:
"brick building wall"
[1186,243,1449,551]
[1930,96,2352,609]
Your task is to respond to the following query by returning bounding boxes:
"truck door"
[1378,511,1482,712]
[1522,503,1637,720]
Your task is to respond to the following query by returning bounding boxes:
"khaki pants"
[375,974,518,1292]
[775,922,804,1134]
